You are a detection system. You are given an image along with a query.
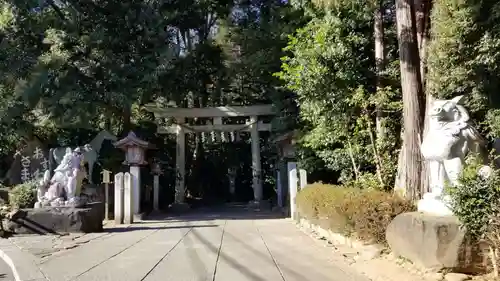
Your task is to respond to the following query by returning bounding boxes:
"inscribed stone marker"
[123,172,133,224]
[114,172,124,224]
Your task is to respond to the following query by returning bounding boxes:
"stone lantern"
[114,132,153,215]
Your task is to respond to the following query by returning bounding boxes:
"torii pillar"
[249,116,263,202]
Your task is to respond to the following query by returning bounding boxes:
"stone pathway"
[0,258,14,281]
[3,209,372,281]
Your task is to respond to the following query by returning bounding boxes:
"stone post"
[175,118,186,204]
[129,166,140,215]
[214,117,222,142]
[249,115,262,202]
[114,172,124,224]
[299,169,308,189]
[153,175,159,211]
[288,162,298,220]
[101,169,112,221]
[277,169,283,207]
[228,167,236,200]
[151,161,162,211]
[123,172,134,224]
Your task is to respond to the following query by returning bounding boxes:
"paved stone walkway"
[0,258,14,281]
[3,209,372,281]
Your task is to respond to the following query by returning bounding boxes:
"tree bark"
[395,0,426,200]
[415,0,432,195]
[122,105,132,133]
[347,140,360,180]
[367,118,385,186]
[375,0,387,141]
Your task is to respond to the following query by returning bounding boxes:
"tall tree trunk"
[375,0,386,140]
[416,0,432,195]
[367,117,385,187]
[122,105,132,133]
[374,0,387,188]
[395,0,426,200]
[347,140,360,180]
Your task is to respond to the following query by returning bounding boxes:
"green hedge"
[9,181,37,209]
[296,183,415,244]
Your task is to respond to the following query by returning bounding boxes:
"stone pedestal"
[386,212,487,273]
[169,202,190,214]
[130,166,141,215]
[418,193,454,216]
[4,202,104,234]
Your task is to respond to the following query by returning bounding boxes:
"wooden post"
[101,170,112,221]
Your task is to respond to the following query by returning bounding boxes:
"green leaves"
[277,10,400,183]
[448,154,500,239]
[427,0,500,138]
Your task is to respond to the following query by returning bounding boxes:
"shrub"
[296,183,415,244]
[447,154,500,276]
[8,181,37,209]
[447,155,500,239]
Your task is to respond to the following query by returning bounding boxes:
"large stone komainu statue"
[418,95,487,215]
[35,147,86,208]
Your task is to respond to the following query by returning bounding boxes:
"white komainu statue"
[35,147,86,207]
[419,95,487,215]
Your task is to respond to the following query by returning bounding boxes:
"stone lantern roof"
[113,132,153,150]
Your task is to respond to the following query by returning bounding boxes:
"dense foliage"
[0,0,305,204]
[277,2,401,189]
[426,0,500,137]
[2,0,500,211]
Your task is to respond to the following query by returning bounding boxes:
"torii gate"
[144,104,275,205]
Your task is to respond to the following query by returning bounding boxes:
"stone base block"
[4,202,105,235]
[247,200,271,210]
[169,203,190,214]
[386,212,487,274]
[418,193,453,216]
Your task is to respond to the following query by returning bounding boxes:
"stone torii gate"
[144,104,274,206]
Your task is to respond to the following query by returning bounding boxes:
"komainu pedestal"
[386,212,487,273]
[4,202,104,235]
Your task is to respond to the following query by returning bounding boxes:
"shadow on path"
[106,225,218,233]
[143,206,287,223]
[191,227,271,281]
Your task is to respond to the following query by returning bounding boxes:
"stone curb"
[0,238,47,281]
